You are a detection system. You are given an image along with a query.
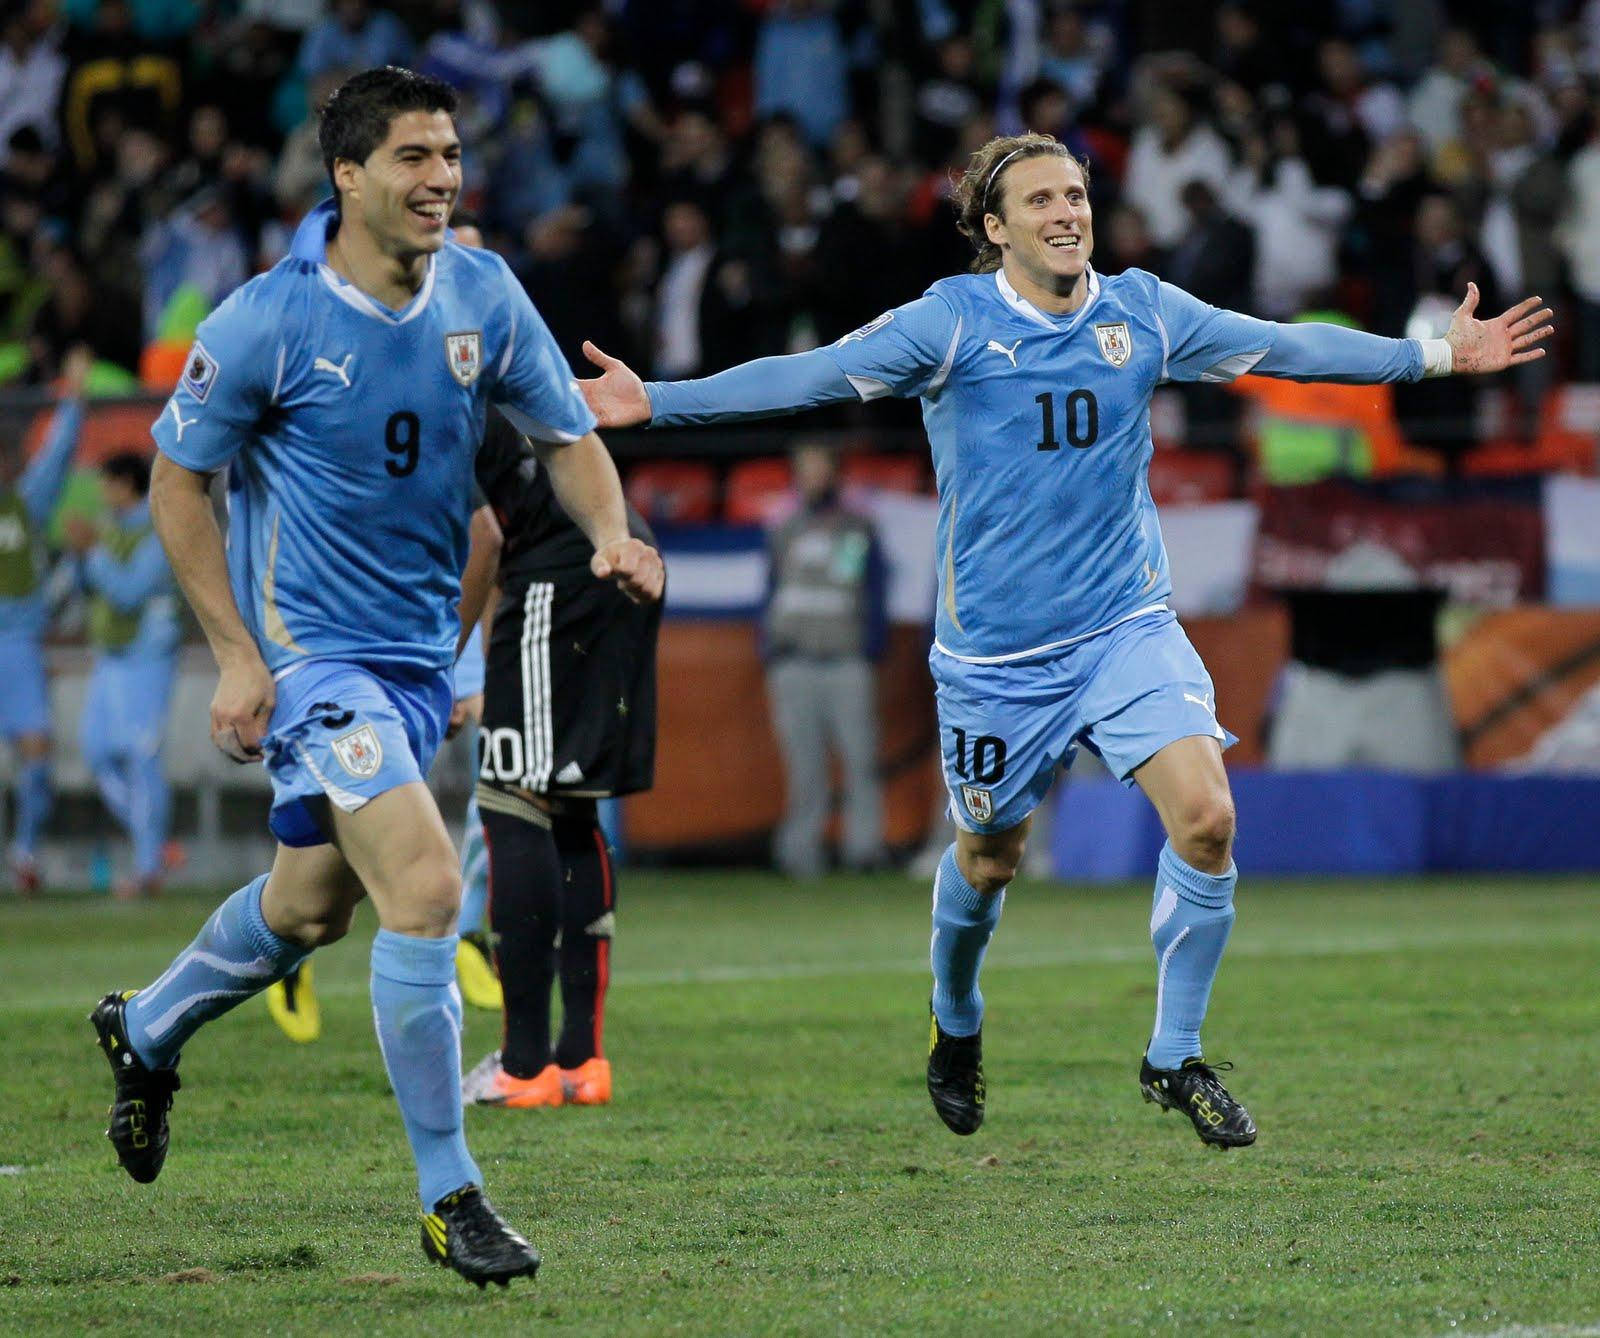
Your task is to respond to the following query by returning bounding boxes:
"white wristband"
[1417,338,1454,378]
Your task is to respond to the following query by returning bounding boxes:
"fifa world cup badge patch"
[180,341,219,402]
[960,785,993,824]
[445,331,483,386]
[1094,321,1131,368]
[331,724,383,779]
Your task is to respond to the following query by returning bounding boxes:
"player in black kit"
[462,412,662,1108]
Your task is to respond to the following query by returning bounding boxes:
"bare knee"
[378,858,462,938]
[956,840,1024,895]
[283,903,358,949]
[1171,794,1236,873]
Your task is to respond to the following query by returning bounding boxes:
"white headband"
[983,144,1070,212]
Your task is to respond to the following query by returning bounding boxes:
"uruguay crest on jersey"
[446,331,482,386]
[1094,321,1131,368]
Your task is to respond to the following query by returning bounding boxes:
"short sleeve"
[1155,281,1277,384]
[151,284,278,473]
[489,259,598,444]
[819,294,963,401]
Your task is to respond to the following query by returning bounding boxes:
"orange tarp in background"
[625,612,1286,852]
[24,402,161,466]
[624,622,942,852]
[1445,608,1600,767]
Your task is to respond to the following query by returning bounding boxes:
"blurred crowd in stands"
[5,0,1600,449]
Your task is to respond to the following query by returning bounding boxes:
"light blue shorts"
[0,635,49,738]
[931,610,1236,834]
[262,659,452,848]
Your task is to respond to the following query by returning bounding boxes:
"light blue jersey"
[647,265,1423,663]
[151,199,596,678]
[645,262,1431,828]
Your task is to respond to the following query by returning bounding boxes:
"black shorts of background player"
[462,412,661,1108]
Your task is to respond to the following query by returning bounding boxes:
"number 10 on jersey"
[1034,389,1099,451]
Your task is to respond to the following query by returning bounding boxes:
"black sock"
[551,806,615,1070]
[482,797,561,1079]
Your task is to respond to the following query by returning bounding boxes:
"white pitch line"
[1450,1326,1600,1338]
[5,920,1595,1012]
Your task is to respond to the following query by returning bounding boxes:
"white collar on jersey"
[995,264,1101,332]
[291,197,440,326]
[316,255,438,326]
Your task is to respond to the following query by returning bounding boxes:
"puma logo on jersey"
[986,338,1022,367]
[1142,561,1160,590]
[167,401,198,442]
[313,354,354,388]
[1183,690,1215,714]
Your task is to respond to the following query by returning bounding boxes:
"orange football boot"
[559,1057,612,1106]
[470,1058,565,1109]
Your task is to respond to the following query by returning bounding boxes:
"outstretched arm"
[580,343,860,428]
[579,294,960,428]
[1160,280,1554,385]
[1257,285,1553,383]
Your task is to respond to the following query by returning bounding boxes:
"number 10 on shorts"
[951,728,1007,784]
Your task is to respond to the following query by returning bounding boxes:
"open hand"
[210,652,276,762]
[579,341,652,428]
[592,536,665,604]
[1445,284,1554,375]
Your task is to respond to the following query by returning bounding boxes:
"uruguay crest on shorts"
[331,724,383,779]
[960,784,993,824]
[445,331,483,386]
[1094,321,1131,368]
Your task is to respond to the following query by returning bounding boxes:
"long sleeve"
[646,293,960,427]
[83,533,171,613]
[1252,320,1422,384]
[18,398,83,525]
[1157,280,1422,385]
[646,349,862,427]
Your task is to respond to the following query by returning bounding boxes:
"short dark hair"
[318,66,458,193]
[101,451,151,497]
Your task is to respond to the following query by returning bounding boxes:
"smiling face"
[983,153,1093,306]
[334,109,461,261]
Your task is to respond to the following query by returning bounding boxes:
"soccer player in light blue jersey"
[63,452,180,900]
[578,132,1552,1148]
[0,345,90,895]
[89,67,663,1286]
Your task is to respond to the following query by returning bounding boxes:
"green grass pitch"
[2,873,1599,1335]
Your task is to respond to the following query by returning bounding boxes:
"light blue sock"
[370,929,481,1210]
[15,759,51,857]
[125,875,309,1068]
[930,844,1005,1037]
[1146,842,1237,1070]
[457,794,488,937]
